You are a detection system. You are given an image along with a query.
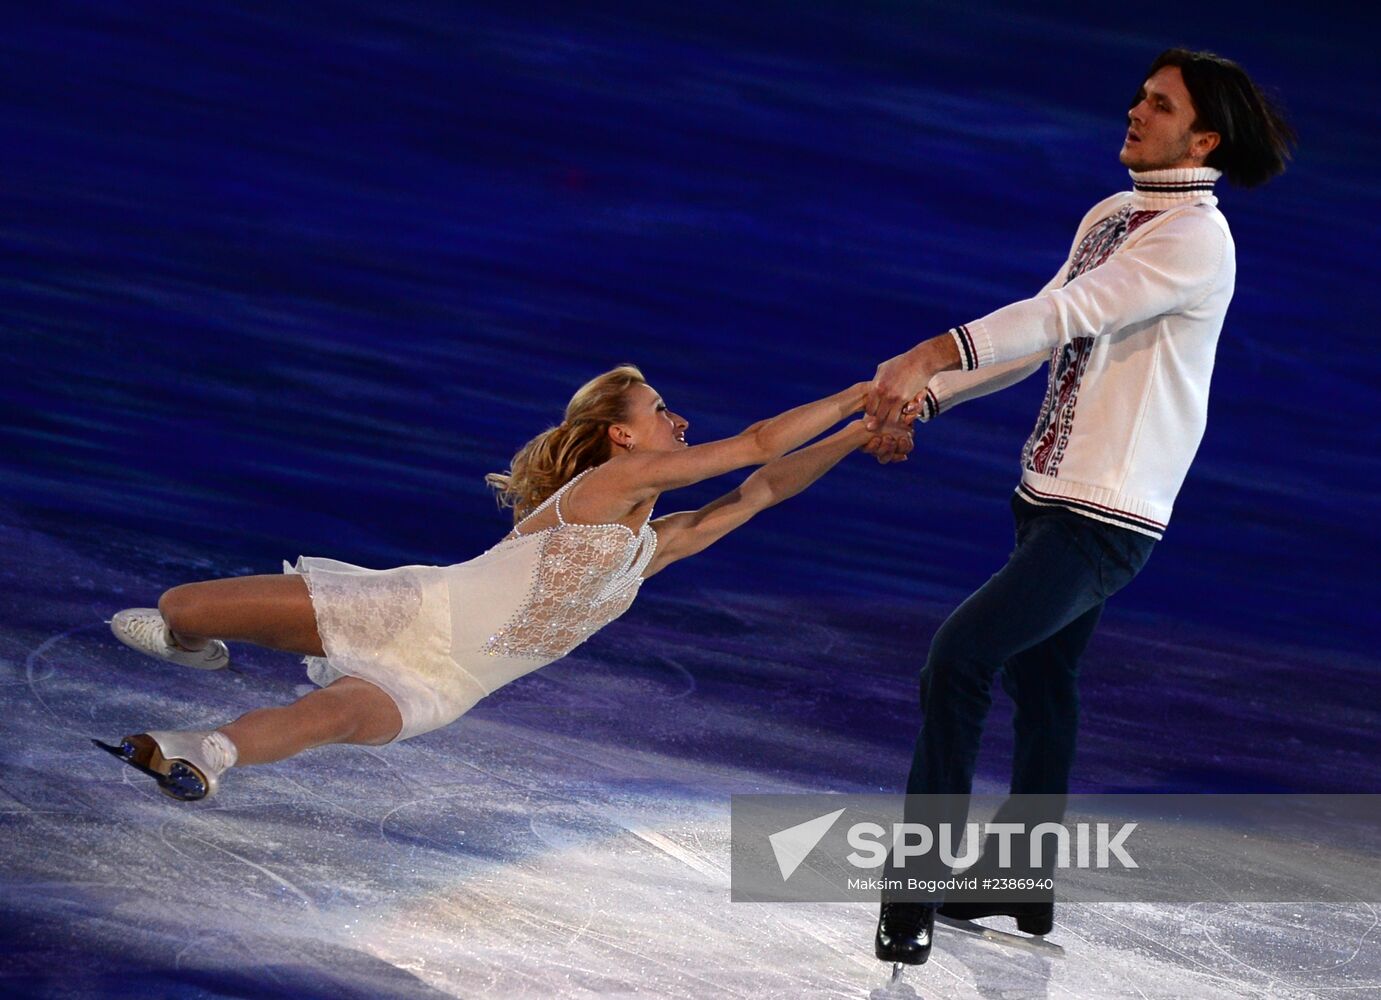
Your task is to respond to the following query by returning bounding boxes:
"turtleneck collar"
[1128,166,1221,210]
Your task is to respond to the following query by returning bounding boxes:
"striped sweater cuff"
[950,325,979,371]
[918,387,940,423]
[950,322,998,370]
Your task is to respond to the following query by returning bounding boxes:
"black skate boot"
[937,899,1054,936]
[874,899,934,965]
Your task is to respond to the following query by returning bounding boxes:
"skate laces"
[201,731,238,772]
[124,612,172,651]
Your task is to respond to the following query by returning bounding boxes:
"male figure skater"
[864,49,1296,964]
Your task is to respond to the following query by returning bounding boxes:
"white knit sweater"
[920,166,1235,539]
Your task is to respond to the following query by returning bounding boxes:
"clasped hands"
[860,344,935,465]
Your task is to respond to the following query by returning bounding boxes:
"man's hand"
[861,410,917,464]
[866,346,933,431]
[865,333,962,431]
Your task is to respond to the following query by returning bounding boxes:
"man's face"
[1119,66,1216,172]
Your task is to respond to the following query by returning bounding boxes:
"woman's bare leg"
[115,577,404,780]
[218,676,404,765]
[157,575,324,657]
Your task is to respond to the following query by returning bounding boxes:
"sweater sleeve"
[950,209,1229,371]
[916,196,1120,421]
[917,350,1046,422]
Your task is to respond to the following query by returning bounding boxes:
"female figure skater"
[98,365,910,800]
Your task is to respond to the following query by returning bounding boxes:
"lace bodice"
[481,468,656,660]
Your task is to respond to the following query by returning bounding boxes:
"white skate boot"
[110,608,229,670]
[93,730,236,800]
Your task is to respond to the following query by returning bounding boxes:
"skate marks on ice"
[350,802,887,997]
[156,813,321,915]
[22,620,115,728]
[0,788,455,998]
[5,593,1380,996]
[618,822,726,883]
[870,902,1370,1000]
[304,776,1381,999]
[935,914,1067,957]
[1073,902,1381,999]
[4,630,1378,996]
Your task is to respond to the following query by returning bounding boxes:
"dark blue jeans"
[890,494,1155,896]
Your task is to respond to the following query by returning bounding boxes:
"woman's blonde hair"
[485,364,647,523]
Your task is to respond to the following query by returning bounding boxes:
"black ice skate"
[874,899,934,965]
[938,899,1055,936]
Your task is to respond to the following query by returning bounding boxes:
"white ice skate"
[109,608,229,670]
[92,730,230,800]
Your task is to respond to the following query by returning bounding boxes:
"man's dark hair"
[1145,48,1297,188]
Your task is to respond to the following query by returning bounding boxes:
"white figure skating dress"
[283,468,656,742]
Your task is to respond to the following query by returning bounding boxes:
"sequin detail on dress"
[482,469,656,660]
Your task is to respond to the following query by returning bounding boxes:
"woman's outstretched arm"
[641,419,881,578]
[601,382,874,504]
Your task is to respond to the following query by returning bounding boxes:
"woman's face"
[616,383,689,452]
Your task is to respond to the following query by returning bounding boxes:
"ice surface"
[3,540,1377,997]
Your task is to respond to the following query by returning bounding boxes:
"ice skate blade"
[92,736,209,801]
[867,962,921,999]
[936,915,1066,957]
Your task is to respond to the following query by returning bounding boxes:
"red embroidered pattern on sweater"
[1024,207,1162,476]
